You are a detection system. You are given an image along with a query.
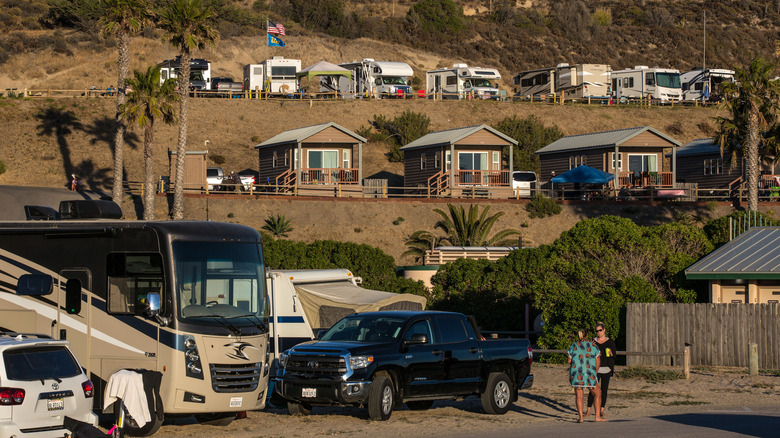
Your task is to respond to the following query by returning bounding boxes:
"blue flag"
[268,34,285,47]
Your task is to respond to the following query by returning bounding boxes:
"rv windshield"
[471,78,495,88]
[381,76,406,85]
[656,73,681,89]
[173,241,268,327]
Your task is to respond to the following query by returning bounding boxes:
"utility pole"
[703,11,706,70]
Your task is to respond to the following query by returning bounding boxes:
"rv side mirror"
[316,329,327,340]
[404,333,429,345]
[146,292,161,315]
[16,274,53,296]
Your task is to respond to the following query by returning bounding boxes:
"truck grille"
[286,354,346,377]
[209,362,261,393]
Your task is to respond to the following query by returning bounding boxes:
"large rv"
[611,66,682,101]
[426,64,501,100]
[159,57,212,91]
[320,58,414,98]
[0,206,271,435]
[680,68,735,102]
[243,56,301,96]
[513,63,611,99]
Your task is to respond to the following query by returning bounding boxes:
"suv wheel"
[481,371,512,415]
[367,374,393,421]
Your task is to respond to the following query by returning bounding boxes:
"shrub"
[409,0,466,35]
[492,115,563,173]
[210,154,226,165]
[592,8,612,27]
[703,211,779,248]
[526,194,561,218]
[0,158,6,175]
[369,110,431,162]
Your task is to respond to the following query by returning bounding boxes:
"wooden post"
[683,346,690,379]
[748,343,758,375]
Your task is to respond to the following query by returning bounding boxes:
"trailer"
[158,57,212,91]
[0,200,271,435]
[680,68,735,102]
[426,63,501,100]
[320,59,414,98]
[611,66,682,101]
[243,56,301,96]
[513,63,611,100]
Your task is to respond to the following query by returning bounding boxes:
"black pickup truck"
[276,311,533,420]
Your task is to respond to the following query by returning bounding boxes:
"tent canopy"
[294,280,427,329]
[551,165,615,184]
[296,60,352,82]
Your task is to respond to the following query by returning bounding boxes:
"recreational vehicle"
[513,63,611,99]
[611,66,682,101]
[321,58,414,98]
[680,68,735,102]
[243,56,301,96]
[159,57,212,91]
[426,64,501,100]
[0,204,271,435]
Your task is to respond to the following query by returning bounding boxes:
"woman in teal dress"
[567,328,607,422]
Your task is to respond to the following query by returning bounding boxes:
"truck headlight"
[279,351,289,368]
[348,355,373,369]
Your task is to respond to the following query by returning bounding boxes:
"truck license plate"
[302,388,316,398]
[229,397,242,408]
[47,398,64,411]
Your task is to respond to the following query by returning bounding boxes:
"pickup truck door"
[402,319,448,397]
[433,316,481,395]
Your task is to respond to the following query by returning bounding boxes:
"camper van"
[680,68,735,102]
[426,64,501,100]
[243,56,301,96]
[159,57,212,91]
[0,205,271,435]
[320,59,414,98]
[513,63,611,99]
[611,66,682,101]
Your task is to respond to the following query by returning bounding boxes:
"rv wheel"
[194,412,236,426]
[114,401,164,436]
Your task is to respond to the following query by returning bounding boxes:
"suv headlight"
[279,351,289,368]
[348,355,374,369]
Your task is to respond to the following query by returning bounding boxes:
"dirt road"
[149,364,780,437]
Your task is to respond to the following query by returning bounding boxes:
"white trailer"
[243,56,301,96]
[426,63,501,100]
[513,63,611,99]
[611,66,682,101]
[680,68,735,102]
[320,58,414,98]
[158,57,212,91]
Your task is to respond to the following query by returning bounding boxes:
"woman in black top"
[586,321,617,418]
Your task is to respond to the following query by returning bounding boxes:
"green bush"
[526,194,561,218]
[369,110,431,162]
[703,211,779,248]
[592,8,612,27]
[210,154,226,165]
[492,115,563,173]
[408,0,467,35]
[0,158,6,175]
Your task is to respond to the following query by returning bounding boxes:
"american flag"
[267,20,286,36]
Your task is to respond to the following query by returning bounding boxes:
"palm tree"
[100,0,154,206]
[262,214,294,238]
[402,230,437,263]
[433,204,521,246]
[157,0,219,220]
[120,65,178,220]
[715,57,780,211]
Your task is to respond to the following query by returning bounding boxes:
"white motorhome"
[321,58,414,98]
[513,63,611,99]
[611,66,682,101]
[680,68,735,102]
[243,56,301,96]
[426,64,501,100]
[158,57,212,91]
[0,201,271,435]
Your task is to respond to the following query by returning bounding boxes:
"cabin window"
[445,151,451,171]
[294,149,299,169]
[284,150,290,167]
[107,253,164,315]
[569,155,587,169]
[646,73,655,86]
[493,151,500,169]
[627,154,658,172]
[704,158,723,175]
[435,152,441,169]
[272,151,278,168]
[611,152,623,171]
[421,153,427,170]
[458,152,488,171]
[342,150,350,168]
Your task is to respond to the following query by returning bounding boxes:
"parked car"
[0,333,97,437]
[206,167,254,191]
[276,311,533,421]
[512,171,537,197]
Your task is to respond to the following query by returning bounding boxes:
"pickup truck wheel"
[481,372,512,415]
[287,401,312,416]
[405,400,434,411]
[367,374,394,421]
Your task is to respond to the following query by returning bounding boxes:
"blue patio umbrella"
[551,165,615,184]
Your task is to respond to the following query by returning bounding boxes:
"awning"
[552,165,615,184]
[296,61,352,83]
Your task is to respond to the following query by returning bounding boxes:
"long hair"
[577,328,589,342]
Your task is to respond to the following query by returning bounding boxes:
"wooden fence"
[626,303,780,369]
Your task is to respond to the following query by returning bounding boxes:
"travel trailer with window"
[243,56,301,96]
[158,57,212,91]
[320,59,413,98]
[0,202,271,435]
[611,66,682,101]
[680,68,735,102]
[426,64,501,100]
[513,63,611,99]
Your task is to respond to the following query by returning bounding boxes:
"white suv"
[0,333,98,437]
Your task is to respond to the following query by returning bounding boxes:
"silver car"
[0,333,98,437]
